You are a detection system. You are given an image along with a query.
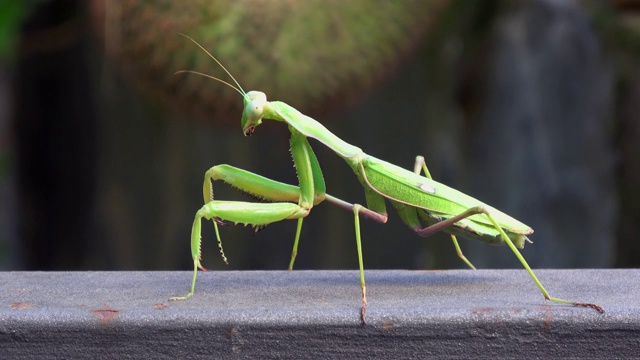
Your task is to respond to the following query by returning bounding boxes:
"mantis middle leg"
[413,156,476,270]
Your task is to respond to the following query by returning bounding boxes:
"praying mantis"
[169,35,604,324]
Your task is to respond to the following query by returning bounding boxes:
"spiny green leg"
[170,208,212,301]
[479,208,605,313]
[169,200,309,301]
[202,164,317,271]
[414,156,476,270]
[170,211,230,301]
[204,164,304,205]
[202,168,373,273]
[287,131,326,270]
[170,129,320,301]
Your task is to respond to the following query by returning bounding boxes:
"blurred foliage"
[1,0,33,270]
[0,0,32,60]
[92,0,450,126]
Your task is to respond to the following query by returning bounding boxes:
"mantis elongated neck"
[265,101,364,160]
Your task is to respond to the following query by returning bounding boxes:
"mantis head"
[241,91,267,136]
[177,34,268,136]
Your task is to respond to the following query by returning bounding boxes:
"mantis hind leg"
[479,208,604,313]
[414,205,604,313]
[413,156,476,270]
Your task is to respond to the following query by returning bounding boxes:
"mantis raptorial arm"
[169,129,318,301]
[201,163,388,268]
[170,34,604,324]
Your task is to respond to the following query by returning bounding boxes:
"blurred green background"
[1,0,639,272]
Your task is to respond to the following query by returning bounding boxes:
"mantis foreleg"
[202,164,309,270]
[169,200,309,301]
[205,164,388,274]
[171,129,321,301]
[413,156,476,270]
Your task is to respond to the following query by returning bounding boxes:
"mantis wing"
[359,156,533,236]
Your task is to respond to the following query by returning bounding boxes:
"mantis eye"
[241,91,267,136]
[249,101,264,119]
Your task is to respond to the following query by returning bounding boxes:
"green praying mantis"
[169,35,604,324]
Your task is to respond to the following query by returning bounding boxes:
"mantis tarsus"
[169,34,604,324]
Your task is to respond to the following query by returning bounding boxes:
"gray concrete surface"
[0,269,638,358]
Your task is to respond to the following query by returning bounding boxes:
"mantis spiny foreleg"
[202,164,304,264]
[170,130,320,301]
[169,200,305,301]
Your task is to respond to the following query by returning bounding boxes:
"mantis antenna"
[176,33,247,98]
[174,70,245,97]
[176,33,250,265]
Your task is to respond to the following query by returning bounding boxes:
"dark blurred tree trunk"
[459,0,617,268]
[15,0,97,269]
[615,56,640,267]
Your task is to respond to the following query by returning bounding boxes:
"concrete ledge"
[1,269,638,358]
